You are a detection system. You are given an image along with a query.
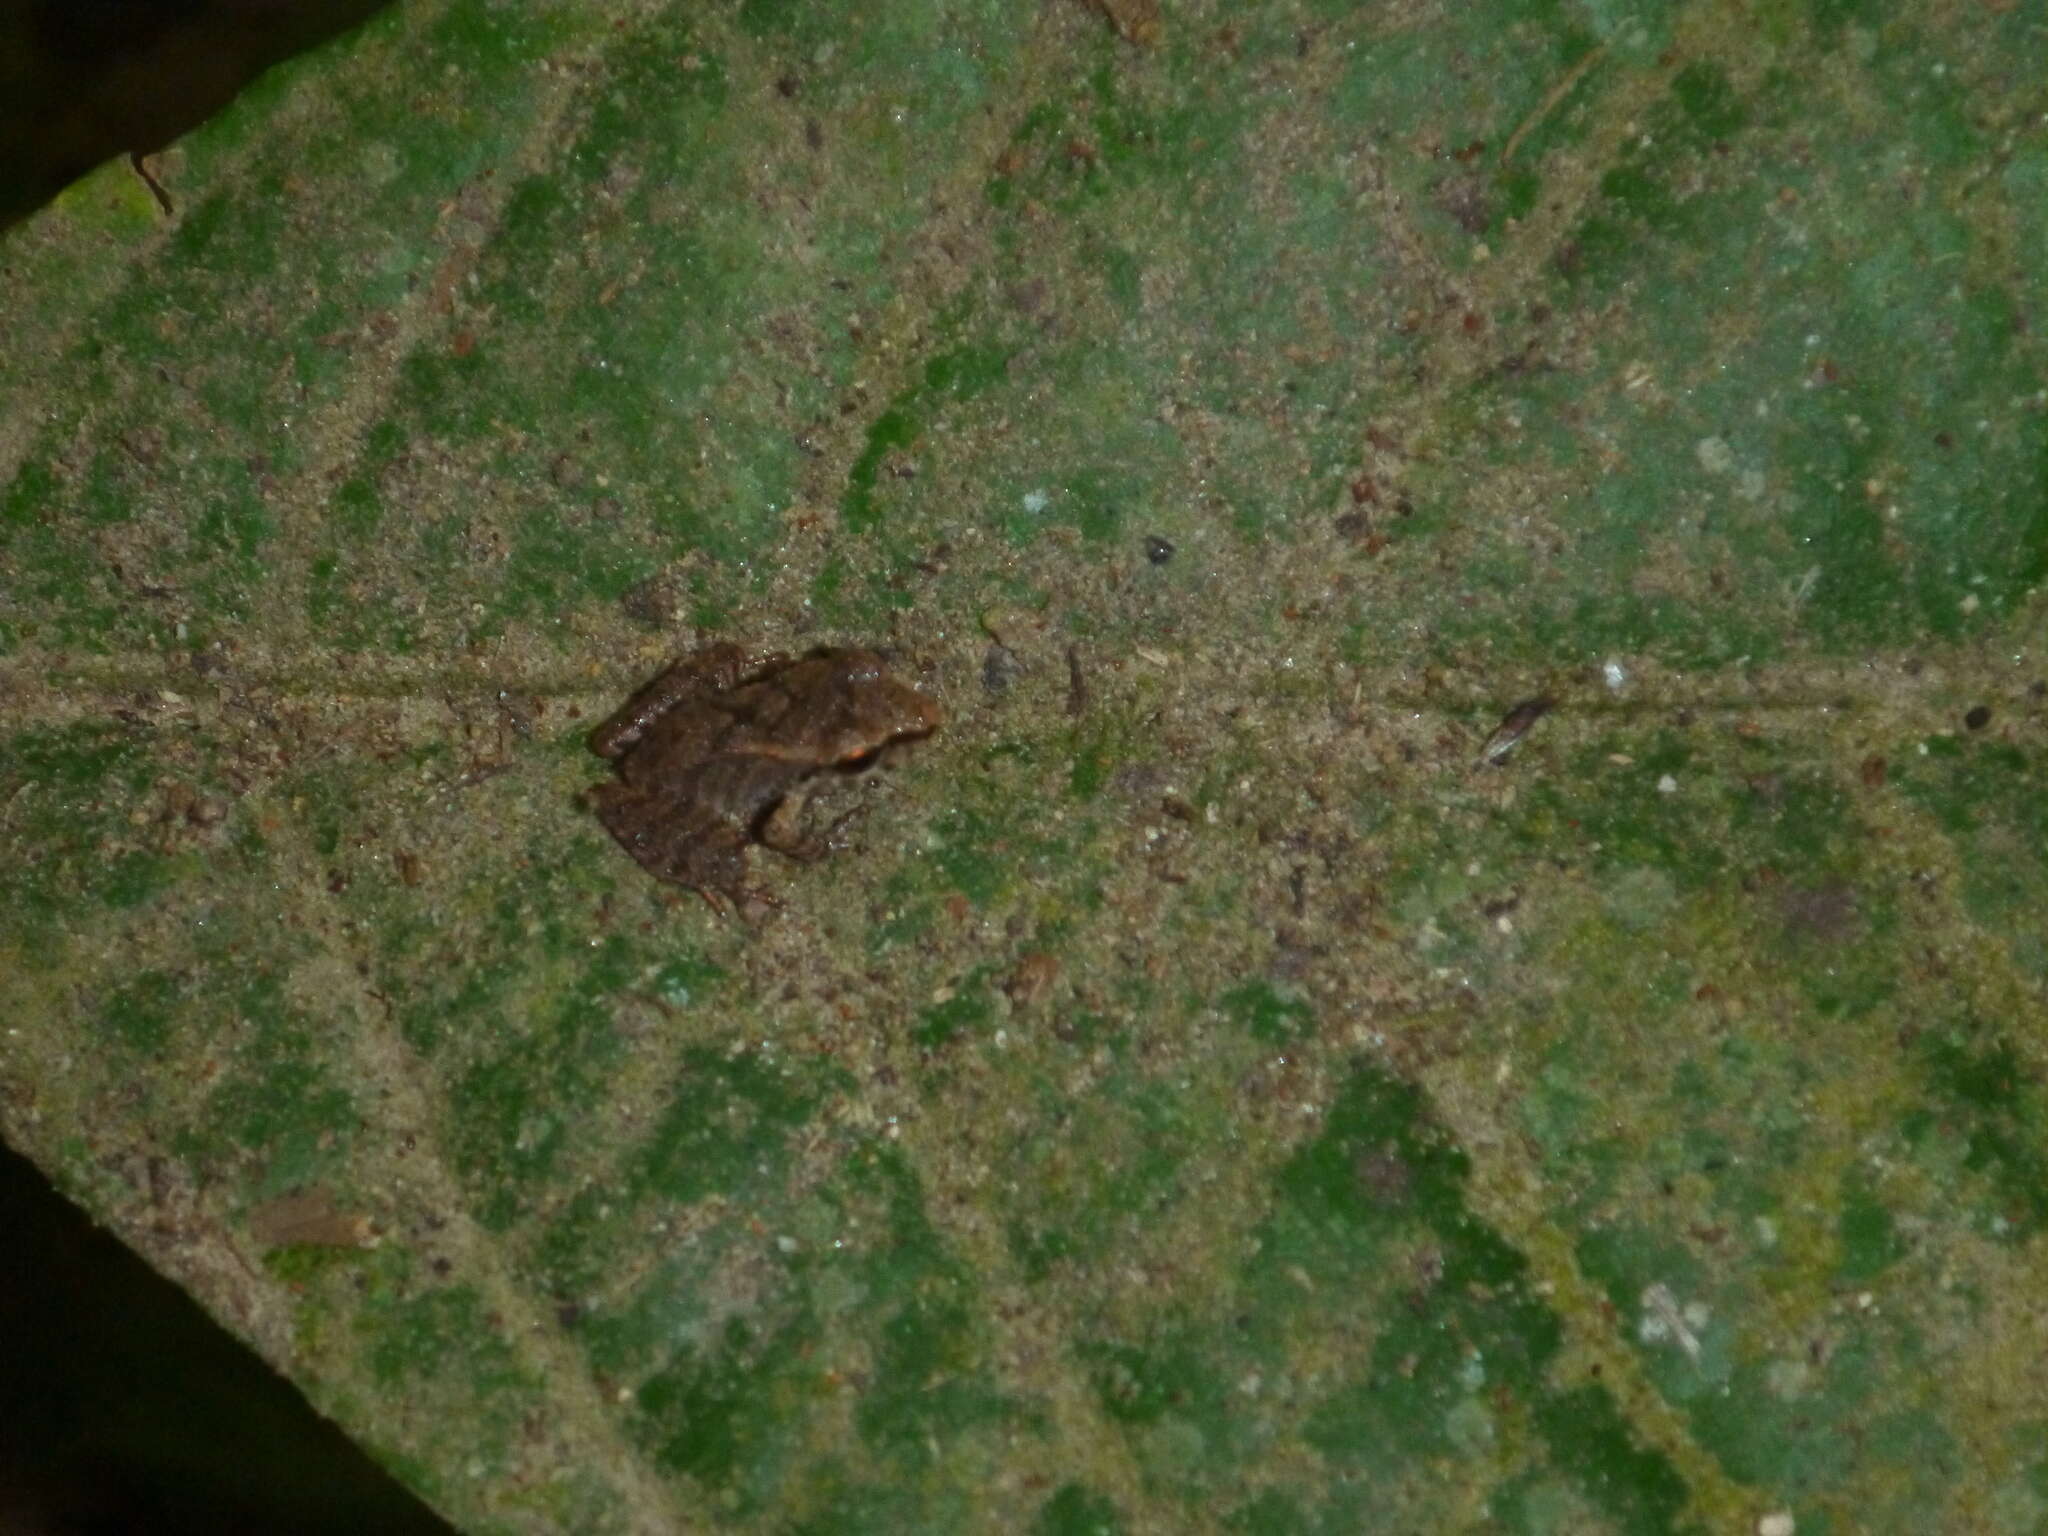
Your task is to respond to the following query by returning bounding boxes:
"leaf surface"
[4,1,2047,1531]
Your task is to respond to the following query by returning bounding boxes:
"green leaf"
[5,1,2047,1531]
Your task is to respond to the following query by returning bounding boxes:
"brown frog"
[586,643,942,912]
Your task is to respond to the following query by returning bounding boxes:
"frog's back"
[682,751,808,829]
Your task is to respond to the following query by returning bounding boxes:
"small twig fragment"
[1500,45,1608,166]
[1476,696,1554,766]
[1065,645,1089,717]
[246,1187,374,1249]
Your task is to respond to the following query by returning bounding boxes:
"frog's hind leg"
[756,787,869,864]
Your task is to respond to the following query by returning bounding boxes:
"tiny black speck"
[1144,535,1175,565]
[1965,704,1992,730]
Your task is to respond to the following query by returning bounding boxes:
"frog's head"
[816,648,943,765]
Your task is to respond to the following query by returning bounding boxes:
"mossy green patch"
[184,979,359,1194]
[359,1281,533,1450]
[1526,1385,1691,1536]
[1906,1028,2048,1239]
[0,725,186,931]
[1248,1063,1685,1529]
[636,1314,815,1495]
[1036,1482,1123,1536]
[1835,1168,1907,1282]
[1081,1333,1235,1453]
[1218,978,1314,1045]
[1889,733,2045,959]
[914,967,998,1048]
[95,968,185,1055]
[1,457,58,525]
[843,341,1011,535]
[999,1064,1207,1286]
[1222,1490,1311,1535]
[924,804,1028,910]
[638,1047,835,1206]
[620,1141,1021,1511]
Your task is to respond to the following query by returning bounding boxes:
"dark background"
[0,0,386,230]
[3,10,453,1527]
[0,1138,451,1534]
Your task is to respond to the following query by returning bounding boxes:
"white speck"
[1640,1283,1703,1363]
[1961,592,1980,613]
[1758,1512,1795,1536]
[1657,774,1678,794]
[1766,1357,1811,1400]
[1495,915,1513,935]
[1021,489,1050,513]
[777,1235,799,1254]
[1791,565,1822,607]
[1695,436,1736,474]
[1603,658,1628,691]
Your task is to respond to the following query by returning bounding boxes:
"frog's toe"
[736,885,783,922]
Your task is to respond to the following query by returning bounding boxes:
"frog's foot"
[817,803,869,855]
[670,878,776,921]
[687,883,737,919]
[734,885,784,923]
